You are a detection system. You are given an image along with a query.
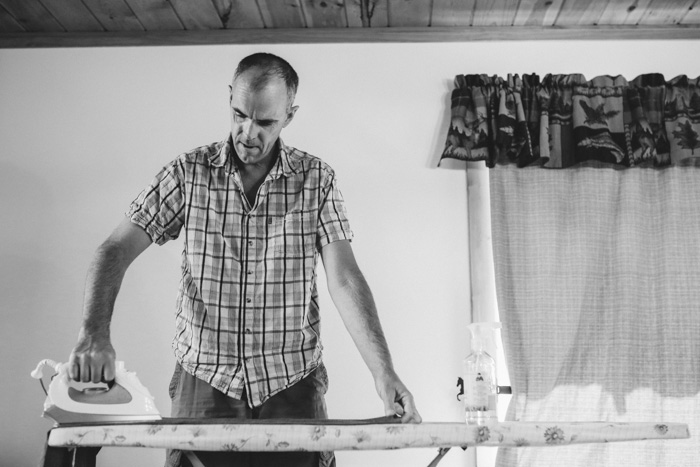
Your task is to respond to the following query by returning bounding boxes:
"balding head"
[232,53,299,108]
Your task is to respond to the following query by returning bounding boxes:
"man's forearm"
[328,267,396,379]
[70,218,152,382]
[80,240,130,339]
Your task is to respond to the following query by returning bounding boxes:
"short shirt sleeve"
[126,160,185,245]
[317,171,354,249]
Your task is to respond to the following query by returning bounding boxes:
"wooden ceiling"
[1,0,700,48]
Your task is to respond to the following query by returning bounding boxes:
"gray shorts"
[165,362,335,467]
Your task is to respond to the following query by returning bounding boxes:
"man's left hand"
[376,372,422,423]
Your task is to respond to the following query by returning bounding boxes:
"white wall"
[1,40,698,467]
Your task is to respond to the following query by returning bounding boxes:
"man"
[68,53,421,467]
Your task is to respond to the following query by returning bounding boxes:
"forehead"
[231,70,290,116]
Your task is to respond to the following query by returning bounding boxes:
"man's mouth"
[238,141,258,150]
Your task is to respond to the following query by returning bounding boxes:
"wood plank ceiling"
[1,0,700,48]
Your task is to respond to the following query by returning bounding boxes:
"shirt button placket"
[243,216,256,367]
[245,214,256,292]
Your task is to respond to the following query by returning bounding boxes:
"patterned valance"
[440,74,700,168]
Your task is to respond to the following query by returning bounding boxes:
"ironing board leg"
[72,447,100,467]
[39,431,101,467]
[39,447,100,467]
[40,445,72,467]
[40,431,72,467]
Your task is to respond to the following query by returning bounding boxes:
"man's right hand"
[68,335,116,383]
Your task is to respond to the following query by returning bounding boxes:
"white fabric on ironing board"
[47,420,688,451]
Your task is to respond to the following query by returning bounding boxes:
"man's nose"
[241,119,259,139]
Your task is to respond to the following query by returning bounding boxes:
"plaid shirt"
[127,137,353,407]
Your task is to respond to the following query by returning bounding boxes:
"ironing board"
[41,417,690,467]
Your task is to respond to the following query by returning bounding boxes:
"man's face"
[229,70,297,168]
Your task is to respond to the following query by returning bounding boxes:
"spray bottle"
[457,322,501,425]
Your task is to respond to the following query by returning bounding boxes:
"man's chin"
[236,145,261,160]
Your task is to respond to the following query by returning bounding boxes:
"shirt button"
[247,270,253,275]
[246,298,252,303]
[248,240,254,246]
[245,328,252,334]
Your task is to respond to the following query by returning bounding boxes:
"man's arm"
[321,239,421,423]
[68,217,152,383]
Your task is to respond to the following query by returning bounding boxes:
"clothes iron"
[31,359,161,425]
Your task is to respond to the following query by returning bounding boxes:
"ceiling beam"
[1,25,700,48]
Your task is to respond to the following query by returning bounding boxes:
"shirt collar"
[210,135,300,177]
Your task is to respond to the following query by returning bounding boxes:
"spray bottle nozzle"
[467,322,501,352]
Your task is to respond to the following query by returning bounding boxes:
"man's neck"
[233,140,279,175]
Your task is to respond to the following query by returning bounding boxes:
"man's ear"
[283,105,299,128]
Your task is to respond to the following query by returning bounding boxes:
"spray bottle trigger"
[456,377,464,401]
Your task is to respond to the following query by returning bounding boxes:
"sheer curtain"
[491,162,700,466]
[442,74,700,466]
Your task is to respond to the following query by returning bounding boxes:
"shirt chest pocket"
[268,210,317,257]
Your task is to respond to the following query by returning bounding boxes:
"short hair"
[233,53,299,105]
